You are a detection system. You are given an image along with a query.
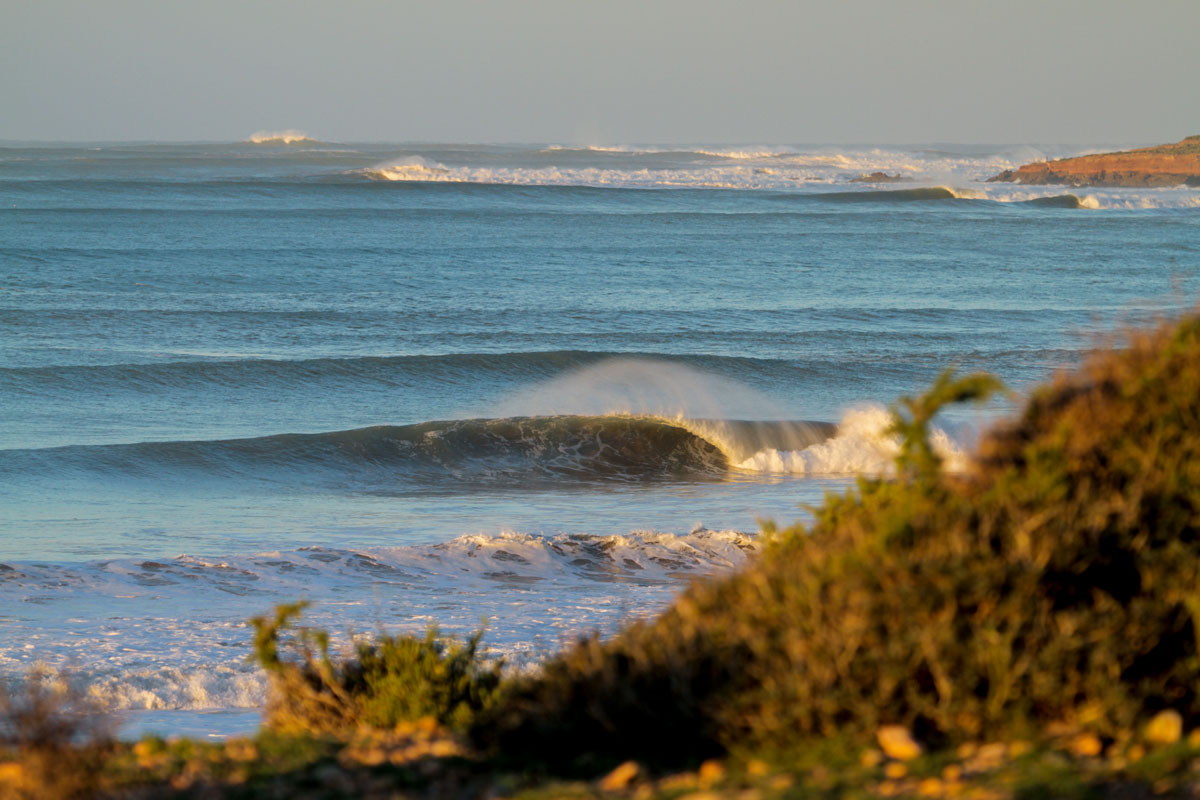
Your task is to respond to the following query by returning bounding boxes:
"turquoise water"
[1,140,1198,733]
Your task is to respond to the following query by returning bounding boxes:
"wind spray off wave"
[495,358,969,476]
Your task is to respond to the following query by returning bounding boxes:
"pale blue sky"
[2,0,1197,143]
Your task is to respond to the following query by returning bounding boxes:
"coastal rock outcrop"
[989,136,1200,187]
[850,172,909,184]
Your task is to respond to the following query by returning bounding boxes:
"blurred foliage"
[250,602,505,736]
[0,668,113,799]
[480,314,1200,768]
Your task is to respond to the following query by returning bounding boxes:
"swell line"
[0,415,838,486]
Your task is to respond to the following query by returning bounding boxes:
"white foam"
[735,405,966,475]
[358,145,1023,190]
[969,185,1199,209]
[357,146,1200,207]
[540,144,654,154]
[359,148,987,191]
[1082,191,1200,210]
[366,155,451,179]
[363,160,820,189]
[692,148,797,160]
[246,129,316,145]
[0,528,755,712]
[85,665,266,711]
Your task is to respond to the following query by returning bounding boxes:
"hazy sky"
[3,0,1197,143]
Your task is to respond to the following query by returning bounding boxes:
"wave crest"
[1,409,976,485]
[245,129,318,145]
[5,415,839,485]
[364,155,452,180]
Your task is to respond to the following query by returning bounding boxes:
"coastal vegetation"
[250,601,505,737]
[4,312,1200,798]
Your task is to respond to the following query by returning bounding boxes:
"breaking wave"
[359,159,810,188]
[539,145,653,154]
[1,407,975,485]
[814,186,1097,208]
[356,162,1119,207]
[245,129,319,145]
[734,406,966,475]
[3,415,831,485]
[536,146,796,159]
[691,148,797,159]
[349,147,1200,207]
[817,186,962,202]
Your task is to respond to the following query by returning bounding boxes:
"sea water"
[2,139,1198,737]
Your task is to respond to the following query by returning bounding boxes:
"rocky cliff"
[989,136,1200,187]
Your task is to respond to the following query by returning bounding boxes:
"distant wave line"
[0,350,781,384]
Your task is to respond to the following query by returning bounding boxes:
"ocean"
[2,138,1198,738]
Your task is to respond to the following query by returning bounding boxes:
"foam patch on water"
[85,665,266,711]
[0,528,755,712]
[1082,191,1200,210]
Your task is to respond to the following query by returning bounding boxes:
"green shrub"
[479,314,1200,768]
[250,602,505,736]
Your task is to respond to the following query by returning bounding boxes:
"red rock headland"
[989,136,1200,187]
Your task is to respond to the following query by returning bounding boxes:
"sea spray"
[496,358,790,421]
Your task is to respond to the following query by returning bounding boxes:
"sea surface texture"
[2,139,1198,737]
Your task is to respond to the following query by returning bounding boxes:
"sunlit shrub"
[480,314,1200,768]
[0,668,113,799]
[251,602,505,737]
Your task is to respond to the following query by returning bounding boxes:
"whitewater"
[2,139,1197,738]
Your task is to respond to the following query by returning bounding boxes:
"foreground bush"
[251,602,505,736]
[480,314,1200,767]
[0,669,113,799]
